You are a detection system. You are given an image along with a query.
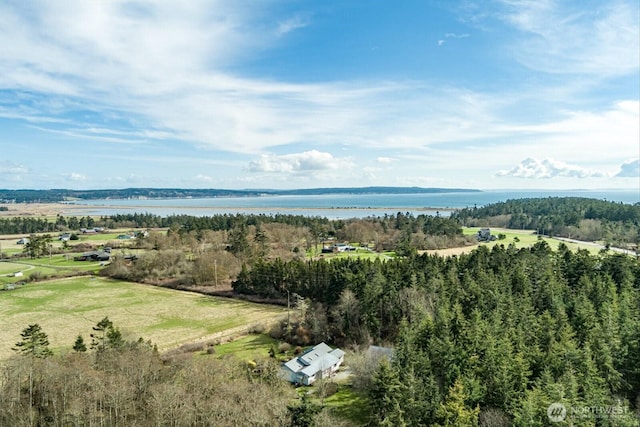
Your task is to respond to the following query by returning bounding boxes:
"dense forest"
[0,186,478,203]
[453,197,640,248]
[231,243,640,425]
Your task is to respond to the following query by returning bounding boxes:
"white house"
[281,342,345,385]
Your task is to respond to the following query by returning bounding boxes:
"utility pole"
[286,288,291,332]
[214,259,218,287]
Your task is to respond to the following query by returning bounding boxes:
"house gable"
[281,342,344,385]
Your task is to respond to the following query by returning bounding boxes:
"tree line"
[453,197,640,247]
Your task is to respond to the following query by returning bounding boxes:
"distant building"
[367,345,394,361]
[322,243,357,253]
[476,228,497,242]
[74,251,110,262]
[281,342,345,385]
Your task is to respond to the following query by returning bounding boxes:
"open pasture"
[0,277,285,362]
[458,227,602,254]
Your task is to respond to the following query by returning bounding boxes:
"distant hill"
[0,187,481,203]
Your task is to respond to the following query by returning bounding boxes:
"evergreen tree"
[287,393,321,427]
[73,335,87,352]
[435,379,480,427]
[369,359,407,427]
[90,317,120,351]
[13,323,53,358]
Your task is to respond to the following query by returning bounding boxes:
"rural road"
[552,236,637,256]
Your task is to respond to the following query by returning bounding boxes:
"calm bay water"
[68,189,639,220]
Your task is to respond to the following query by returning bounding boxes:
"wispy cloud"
[377,157,395,164]
[438,32,470,46]
[277,15,309,35]
[496,0,639,76]
[496,158,605,179]
[63,172,87,182]
[444,32,470,39]
[0,1,637,190]
[0,160,29,175]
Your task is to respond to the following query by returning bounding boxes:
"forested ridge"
[453,197,640,248]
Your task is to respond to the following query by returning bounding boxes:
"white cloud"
[495,101,640,164]
[0,1,510,156]
[64,172,87,182]
[248,150,353,174]
[497,0,639,76]
[0,1,637,191]
[615,159,640,178]
[277,15,309,35]
[195,174,216,183]
[496,158,606,179]
[438,32,470,47]
[377,157,395,164]
[0,160,28,175]
[444,33,470,39]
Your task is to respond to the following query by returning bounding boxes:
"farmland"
[0,276,286,362]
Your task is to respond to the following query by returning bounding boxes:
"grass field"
[213,333,280,360]
[0,257,105,287]
[0,230,139,256]
[0,277,286,362]
[458,227,602,254]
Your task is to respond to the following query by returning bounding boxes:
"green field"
[462,227,602,254]
[0,257,105,287]
[0,277,286,362]
[214,333,280,360]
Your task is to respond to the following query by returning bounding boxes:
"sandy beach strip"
[0,203,97,217]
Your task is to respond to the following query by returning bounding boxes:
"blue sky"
[0,0,638,190]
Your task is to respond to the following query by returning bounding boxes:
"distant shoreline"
[0,202,454,217]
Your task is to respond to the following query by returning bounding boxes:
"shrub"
[178,342,206,353]
[278,342,292,353]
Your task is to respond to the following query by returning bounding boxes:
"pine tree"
[73,335,87,352]
[369,359,407,427]
[435,379,480,427]
[90,317,116,351]
[13,323,53,358]
[287,393,320,427]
